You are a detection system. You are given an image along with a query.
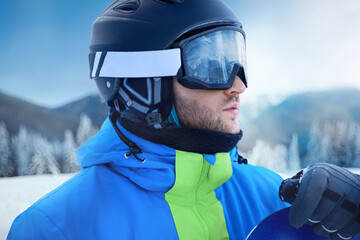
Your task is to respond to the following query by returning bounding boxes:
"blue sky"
[0,0,359,107]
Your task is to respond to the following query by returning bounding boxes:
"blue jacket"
[7,119,288,239]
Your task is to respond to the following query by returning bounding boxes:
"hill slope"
[52,95,108,125]
[250,88,360,155]
[0,92,78,140]
[0,92,107,140]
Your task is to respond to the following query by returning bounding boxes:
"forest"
[1,116,360,177]
[0,115,98,177]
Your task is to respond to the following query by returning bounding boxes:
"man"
[8,0,360,239]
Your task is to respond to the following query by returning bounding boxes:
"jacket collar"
[77,118,238,192]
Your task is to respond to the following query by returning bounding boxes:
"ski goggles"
[174,26,248,89]
[89,26,247,90]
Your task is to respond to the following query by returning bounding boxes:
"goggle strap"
[90,49,181,78]
[89,52,107,78]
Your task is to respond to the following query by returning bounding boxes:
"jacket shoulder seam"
[29,207,69,240]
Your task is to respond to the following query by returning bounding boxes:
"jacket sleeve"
[7,207,68,240]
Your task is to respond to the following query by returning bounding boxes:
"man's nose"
[224,76,246,96]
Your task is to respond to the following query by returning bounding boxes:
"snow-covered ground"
[1,169,359,239]
[0,173,75,239]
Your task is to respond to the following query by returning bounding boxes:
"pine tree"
[0,122,14,177]
[62,130,80,173]
[272,144,288,173]
[12,126,33,176]
[332,122,350,166]
[248,140,271,168]
[318,129,332,164]
[354,125,360,168]
[304,122,321,166]
[247,139,288,173]
[51,139,65,172]
[288,133,301,170]
[30,134,60,175]
[343,122,357,167]
[76,114,99,146]
[320,122,336,164]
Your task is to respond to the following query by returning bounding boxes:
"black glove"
[279,163,360,240]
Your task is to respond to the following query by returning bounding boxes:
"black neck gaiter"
[119,113,243,154]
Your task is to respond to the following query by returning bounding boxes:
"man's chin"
[220,124,240,134]
[226,128,241,134]
[220,119,240,134]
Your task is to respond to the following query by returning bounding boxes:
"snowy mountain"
[248,88,360,156]
[0,91,79,140]
[53,95,108,126]
[0,91,107,140]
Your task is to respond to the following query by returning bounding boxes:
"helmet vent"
[114,0,140,13]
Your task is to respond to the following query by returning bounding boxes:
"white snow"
[0,173,74,238]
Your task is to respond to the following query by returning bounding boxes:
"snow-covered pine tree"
[343,122,358,167]
[318,127,332,164]
[305,121,360,168]
[12,125,33,176]
[320,122,336,165]
[30,134,60,175]
[304,122,321,166]
[248,140,271,168]
[62,130,80,173]
[332,122,351,166]
[354,125,360,168]
[288,133,301,170]
[247,139,288,173]
[51,139,65,172]
[272,144,288,173]
[76,114,99,146]
[0,122,14,177]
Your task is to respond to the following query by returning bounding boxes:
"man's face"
[173,76,246,134]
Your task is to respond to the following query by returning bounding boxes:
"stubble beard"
[174,95,240,134]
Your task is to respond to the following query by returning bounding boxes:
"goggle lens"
[181,30,247,89]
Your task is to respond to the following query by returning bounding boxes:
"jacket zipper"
[192,159,211,239]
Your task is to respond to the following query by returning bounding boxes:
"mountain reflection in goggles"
[178,29,248,89]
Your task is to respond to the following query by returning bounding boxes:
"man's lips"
[223,103,240,111]
[223,103,240,116]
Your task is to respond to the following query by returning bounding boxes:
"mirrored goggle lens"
[182,30,247,86]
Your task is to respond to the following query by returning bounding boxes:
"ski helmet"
[89,0,247,127]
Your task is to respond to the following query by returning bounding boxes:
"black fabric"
[341,200,357,214]
[125,78,148,100]
[119,112,243,154]
[234,155,248,164]
[324,189,341,203]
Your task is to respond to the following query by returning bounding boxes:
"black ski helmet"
[89,0,245,127]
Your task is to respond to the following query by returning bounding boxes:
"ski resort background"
[1,115,360,178]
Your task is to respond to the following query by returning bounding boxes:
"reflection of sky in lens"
[184,31,246,84]
[0,0,359,107]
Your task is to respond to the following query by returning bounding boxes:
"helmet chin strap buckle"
[145,111,163,129]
